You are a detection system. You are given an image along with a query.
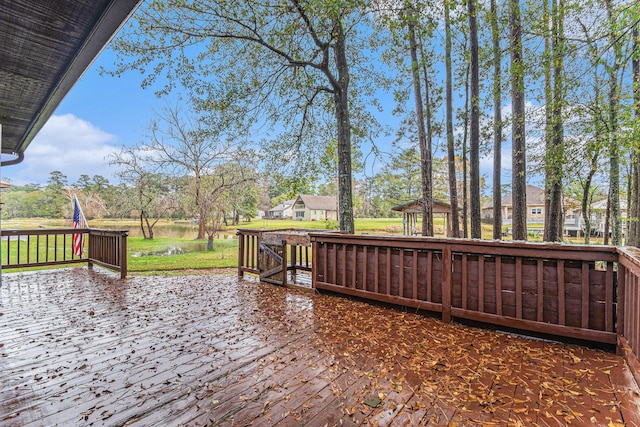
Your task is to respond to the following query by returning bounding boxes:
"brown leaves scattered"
[299,291,636,426]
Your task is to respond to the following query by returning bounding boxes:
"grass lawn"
[128,237,238,274]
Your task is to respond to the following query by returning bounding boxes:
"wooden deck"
[1,268,639,426]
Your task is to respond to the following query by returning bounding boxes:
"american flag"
[73,196,88,257]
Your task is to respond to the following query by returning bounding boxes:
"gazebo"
[391,199,455,236]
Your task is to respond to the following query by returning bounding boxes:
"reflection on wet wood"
[1,268,639,426]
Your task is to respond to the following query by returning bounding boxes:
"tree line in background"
[0,149,458,230]
[0,168,259,248]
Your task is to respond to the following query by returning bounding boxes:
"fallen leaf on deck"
[364,396,382,408]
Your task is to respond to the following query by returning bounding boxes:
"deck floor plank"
[156,338,323,425]
[1,268,638,426]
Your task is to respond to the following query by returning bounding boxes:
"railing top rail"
[618,246,640,259]
[88,229,129,236]
[1,228,128,235]
[618,246,640,275]
[1,228,90,236]
[309,233,618,261]
[236,228,315,239]
[237,228,296,233]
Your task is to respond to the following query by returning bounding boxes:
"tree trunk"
[545,0,565,242]
[407,14,433,237]
[332,21,355,234]
[605,0,622,246]
[510,0,527,241]
[462,50,470,239]
[490,0,502,240]
[140,211,149,240]
[604,195,610,245]
[445,0,460,238]
[581,185,591,244]
[468,0,481,239]
[630,25,640,247]
[580,26,605,245]
[543,0,552,240]
[581,153,598,244]
[140,210,154,240]
[195,172,206,240]
[419,39,435,237]
[207,235,214,251]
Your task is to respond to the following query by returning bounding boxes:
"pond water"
[102,223,238,240]
[103,223,238,257]
[131,243,209,257]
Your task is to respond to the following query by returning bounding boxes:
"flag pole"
[72,194,88,257]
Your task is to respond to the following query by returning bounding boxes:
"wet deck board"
[1,268,639,426]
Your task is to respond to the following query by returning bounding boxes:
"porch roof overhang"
[391,198,453,214]
[0,0,141,166]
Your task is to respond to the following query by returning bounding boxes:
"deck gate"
[258,241,287,286]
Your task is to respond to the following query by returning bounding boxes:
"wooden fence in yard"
[1,228,128,279]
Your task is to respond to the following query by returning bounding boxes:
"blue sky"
[2,49,172,187]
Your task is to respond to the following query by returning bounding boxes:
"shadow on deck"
[1,268,639,426]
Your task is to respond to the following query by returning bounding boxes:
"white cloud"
[9,114,119,185]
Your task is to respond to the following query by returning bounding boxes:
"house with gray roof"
[267,199,296,219]
[292,195,337,221]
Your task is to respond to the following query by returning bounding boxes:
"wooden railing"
[88,229,128,279]
[617,247,640,385]
[238,229,640,382]
[310,234,619,344]
[1,228,128,279]
[237,228,262,278]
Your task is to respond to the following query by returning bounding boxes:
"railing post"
[281,239,287,287]
[256,232,262,274]
[311,238,317,289]
[237,231,245,279]
[290,243,297,283]
[87,230,94,270]
[120,231,128,279]
[616,262,625,338]
[442,246,452,323]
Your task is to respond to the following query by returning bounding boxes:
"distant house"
[482,185,546,222]
[483,184,579,221]
[590,198,628,236]
[267,199,295,219]
[292,195,337,221]
[481,184,582,235]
